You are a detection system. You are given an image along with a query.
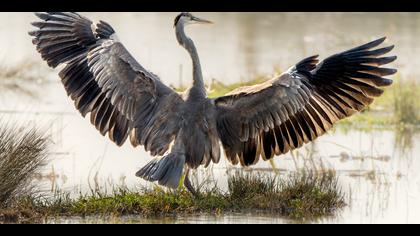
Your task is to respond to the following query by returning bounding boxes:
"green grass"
[1,170,345,223]
[175,71,278,99]
[206,76,271,98]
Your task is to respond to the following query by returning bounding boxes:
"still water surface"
[0,12,419,224]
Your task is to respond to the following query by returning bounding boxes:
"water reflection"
[394,126,419,154]
[49,213,302,224]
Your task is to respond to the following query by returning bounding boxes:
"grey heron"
[29,12,397,192]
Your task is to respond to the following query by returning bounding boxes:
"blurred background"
[0,12,419,223]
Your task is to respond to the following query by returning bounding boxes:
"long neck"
[176,23,206,98]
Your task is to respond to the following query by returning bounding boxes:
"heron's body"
[29,12,397,190]
[176,96,220,165]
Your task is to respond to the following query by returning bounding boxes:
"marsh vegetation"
[0,170,345,223]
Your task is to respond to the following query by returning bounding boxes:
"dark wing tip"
[34,12,45,18]
[376,36,387,44]
[366,36,387,49]
[381,78,394,86]
[28,29,37,37]
[384,45,395,52]
[387,55,398,63]
[344,37,388,54]
[388,68,398,75]
[30,21,39,27]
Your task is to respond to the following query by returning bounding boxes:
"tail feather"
[136,152,185,189]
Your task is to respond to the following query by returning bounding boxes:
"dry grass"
[0,121,48,210]
[0,60,49,98]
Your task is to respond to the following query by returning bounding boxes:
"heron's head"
[174,12,213,27]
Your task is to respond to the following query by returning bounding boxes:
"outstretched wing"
[29,12,183,156]
[214,37,397,166]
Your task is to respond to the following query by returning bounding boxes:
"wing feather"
[214,37,397,166]
[30,12,183,155]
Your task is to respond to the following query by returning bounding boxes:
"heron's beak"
[191,16,214,25]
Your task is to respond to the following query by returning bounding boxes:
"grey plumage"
[136,152,186,189]
[29,12,397,189]
[215,37,397,166]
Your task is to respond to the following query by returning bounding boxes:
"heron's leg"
[176,166,197,196]
[184,170,199,197]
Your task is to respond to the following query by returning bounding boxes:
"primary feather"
[214,37,397,166]
[29,12,183,155]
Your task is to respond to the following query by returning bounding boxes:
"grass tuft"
[0,122,48,208]
[278,171,345,219]
[0,122,48,223]
[227,171,345,219]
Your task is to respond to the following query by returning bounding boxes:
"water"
[0,12,419,224]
